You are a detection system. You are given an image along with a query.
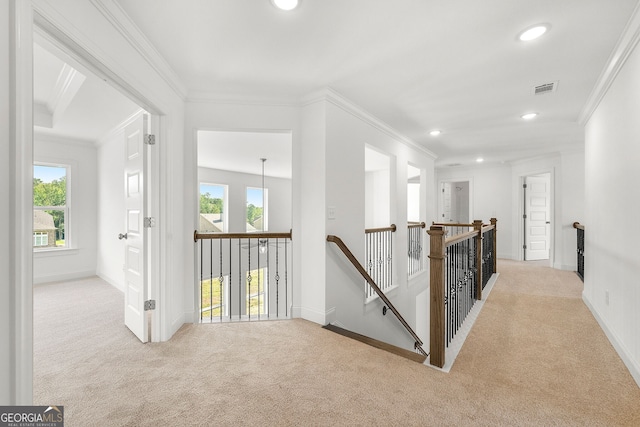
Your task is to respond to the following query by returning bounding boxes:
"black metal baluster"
[267,239,270,319]
[210,239,213,322]
[229,239,232,321]
[199,239,203,322]
[285,238,288,317]
[276,238,280,318]
[248,237,252,321]
[238,238,242,321]
[219,239,223,322]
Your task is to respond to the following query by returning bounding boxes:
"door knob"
[118,233,128,240]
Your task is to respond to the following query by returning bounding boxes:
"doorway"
[523,173,551,261]
[439,180,471,224]
[32,25,157,343]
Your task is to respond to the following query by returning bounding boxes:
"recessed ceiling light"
[476,158,484,163]
[430,130,441,136]
[521,112,538,120]
[271,0,299,11]
[518,24,549,41]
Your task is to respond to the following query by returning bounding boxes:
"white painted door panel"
[525,175,550,261]
[124,114,148,342]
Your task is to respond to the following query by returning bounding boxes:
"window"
[33,164,69,249]
[33,232,48,247]
[246,187,268,232]
[199,183,227,232]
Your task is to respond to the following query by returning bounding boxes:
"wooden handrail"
[445,230,478,247]
[365,224,397,234]
[432,222,474,228]
[408,221,426,229]
[194,230,292,242]
[481,224,496,233]
[573,222,585,231]
[326,234,426,356]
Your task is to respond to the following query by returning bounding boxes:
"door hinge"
[523,183,527,189]
[144,217,156,228]
[144,134,156,145]
[523,245,527,250]
[523,214,527,219]
[144,300,156,311]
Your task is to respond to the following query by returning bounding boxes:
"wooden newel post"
[427,225,446,368]
[490,218,497,273]
[473,220,483,300]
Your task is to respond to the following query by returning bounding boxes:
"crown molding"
[89,0,188,101]
[187,90,300,107]
[579,2,640,125]
[307,88,438,160]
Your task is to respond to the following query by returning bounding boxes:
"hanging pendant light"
[259,158,268,254]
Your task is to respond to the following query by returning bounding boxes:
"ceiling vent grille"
[533,81,558,95]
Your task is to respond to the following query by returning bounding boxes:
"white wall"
[185,101,306,322]
[584,35,640,386]
[560,150,585,270]
[1,0,11,404]
[198,167,292,233]
[324,96,437,351]
[437,165,513,259]
[33,138,98,283]
[436,153,585,270]
[364,169,390,228]
[96,130,126,290]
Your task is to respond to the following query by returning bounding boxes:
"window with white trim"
[246,187,268,232]
[199,183,227,232]
[33,163,69,249]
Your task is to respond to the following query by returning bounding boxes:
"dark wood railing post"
[473,220,483,300]
[490,218,497,273]
[427,225,446,368]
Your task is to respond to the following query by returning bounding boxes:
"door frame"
[10,0,164,403]
[437,178,474,224]
[516,169,555,265]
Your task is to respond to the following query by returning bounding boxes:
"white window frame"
[33,162,71,251]
[33,232,48,247]
[199,182,228,233]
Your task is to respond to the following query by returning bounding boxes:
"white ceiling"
[116,0,639,167]
[33,37,141,144]
[197,130,292,179]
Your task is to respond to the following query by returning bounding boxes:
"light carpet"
[34,262,640,426]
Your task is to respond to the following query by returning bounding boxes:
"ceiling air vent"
[532,81,558,95]
[447,163,462,167]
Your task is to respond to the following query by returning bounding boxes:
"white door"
[524,174,551,261]
[123,113,149,342]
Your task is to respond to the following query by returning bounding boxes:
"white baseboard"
[583,293,640,388]
[97,272,124,292]
[300,306,327,325]
[33,270,95,285]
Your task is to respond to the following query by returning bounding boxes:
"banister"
[365,224,397,234]
[445,230,479,247]
[408,221,426,229]
[326,234,426,356]
[432,222,474,228]
[195,230,292,242]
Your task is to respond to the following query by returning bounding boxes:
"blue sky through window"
[34,165,66,183]
[200,184,224,199]
[247,188,264,207]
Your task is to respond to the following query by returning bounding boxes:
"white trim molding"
[579,2,640,125]
[9,0,34,405]
[89,0,188,101]
[583,293,640,388]
[305,88,438,160]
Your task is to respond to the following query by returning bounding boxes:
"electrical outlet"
[328,206,336,220]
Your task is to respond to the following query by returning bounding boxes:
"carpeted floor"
[34,261,640,426]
